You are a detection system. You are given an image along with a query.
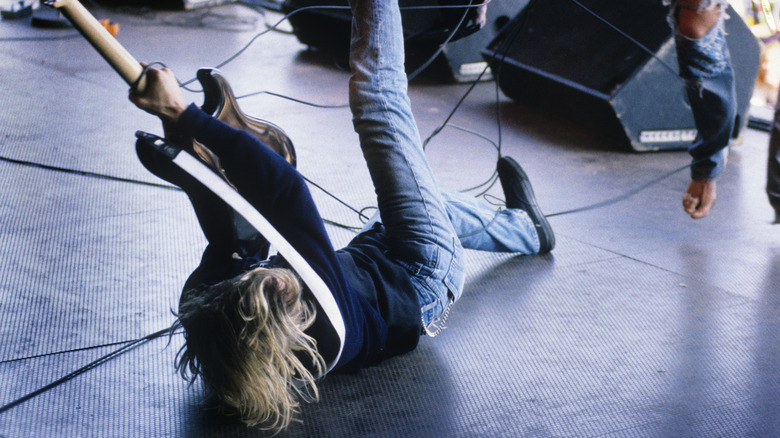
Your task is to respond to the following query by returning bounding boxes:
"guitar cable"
[0,0,716,414]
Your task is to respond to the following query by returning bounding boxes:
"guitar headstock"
[35,0,145,92]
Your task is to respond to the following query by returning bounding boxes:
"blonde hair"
[174,267,326,431]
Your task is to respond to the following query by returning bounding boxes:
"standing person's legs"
[768,89,780,223]
[347,0,464,331]
[667,0,736,181]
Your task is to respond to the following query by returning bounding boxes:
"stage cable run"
[0,327,179,415]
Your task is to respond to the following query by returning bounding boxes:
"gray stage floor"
[1,3,779,437]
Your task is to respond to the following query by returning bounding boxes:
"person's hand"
[128,63,187,123]
[472,2,488,29]
[683,179,717,219]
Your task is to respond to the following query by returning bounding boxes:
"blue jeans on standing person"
[666,0,737,181]
[767,89,780,220]
[347,0,541,331]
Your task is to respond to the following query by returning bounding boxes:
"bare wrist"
[163,103,186,123]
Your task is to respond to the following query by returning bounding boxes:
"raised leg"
[347,0,465,328]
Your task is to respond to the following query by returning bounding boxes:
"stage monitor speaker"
[481,0,761,152]
[282,0,528,82]
[424,0,530,82]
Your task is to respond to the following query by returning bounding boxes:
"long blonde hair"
[174,267,326,431]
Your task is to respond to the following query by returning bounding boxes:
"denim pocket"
[395,258,445,320]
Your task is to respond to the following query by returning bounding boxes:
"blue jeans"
[667,0,737,181]
[442,191,540,253]
[348,0,464,331]
[347,0,540,331]
[362,190,541,253]
[768,89,780,215]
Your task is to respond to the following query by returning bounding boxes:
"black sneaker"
[497,156,555,253]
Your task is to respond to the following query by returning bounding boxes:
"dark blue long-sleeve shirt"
[173,104,422,371]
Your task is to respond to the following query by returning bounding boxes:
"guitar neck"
[49,0,146,92]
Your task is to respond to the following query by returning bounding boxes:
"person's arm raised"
[128,64,187,123]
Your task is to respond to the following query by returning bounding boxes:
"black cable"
[301,175,370,221]
[236,90,348,109]
[161,6,260,32]
[406,1,471,81]
[0,326,174,414]
[567,0,679,77]
[0,33,81,41]
[0,328,184,366]
[422,0,538,200]
[0,155,181,192]
[1,151,370,232]
[491,0,541,159]
[546,163,692,217]
[179,2,494,87]
[430,123,501,195]
[422,65,492,150]
[0,338,153,365]
[178,5,348,88]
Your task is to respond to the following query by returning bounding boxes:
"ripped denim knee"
[664,0,731,79]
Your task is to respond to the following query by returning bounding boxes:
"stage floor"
[1,3,778,437]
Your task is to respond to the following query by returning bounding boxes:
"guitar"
[42,0,297,168]
[43,0,347,369]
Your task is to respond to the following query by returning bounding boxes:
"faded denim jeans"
[666,0,737,181]
[347,0,465,333]
[767,89,780,216]
[346,0,543,333]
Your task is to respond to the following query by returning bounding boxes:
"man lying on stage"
[129,0,553,431]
